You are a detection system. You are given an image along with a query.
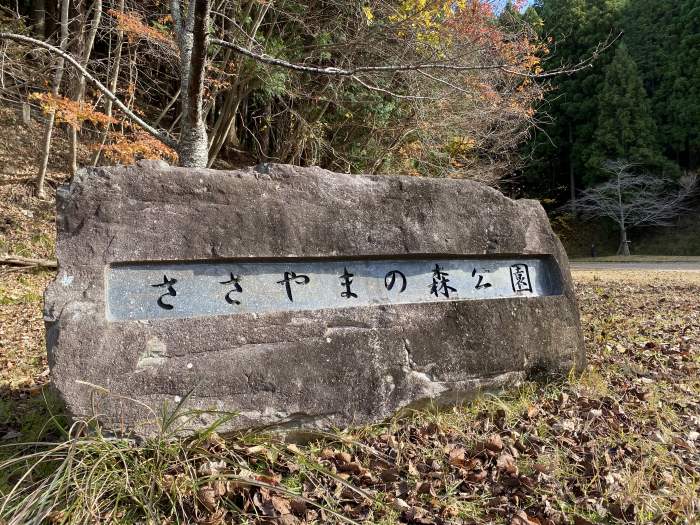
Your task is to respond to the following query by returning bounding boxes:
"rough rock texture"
[45,162,584,436]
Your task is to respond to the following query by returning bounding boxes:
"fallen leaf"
[198,486,217,512]
[497,453,518,476]
[511,510,540,525]
[485,433,503,452]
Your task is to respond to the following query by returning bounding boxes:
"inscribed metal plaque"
[106,256,562,321]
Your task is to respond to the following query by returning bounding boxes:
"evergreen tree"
[522,0,626,198]
[623,0,700,171]
[587,43,664,183]
[498,2,544,33]
[522,0,698,199]
[521,5,543,33]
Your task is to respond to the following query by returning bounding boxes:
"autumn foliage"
[372,0,545,181]
[29,93,116,129]
[99,130,178,164]
[3,0,547,177]
[108,8,176,51]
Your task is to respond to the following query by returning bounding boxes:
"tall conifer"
[587,43,664,182]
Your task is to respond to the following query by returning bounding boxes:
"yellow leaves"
[445,135,476,155]
[29,93,116,129]
[390,0,456,47]
[362,6,374,25]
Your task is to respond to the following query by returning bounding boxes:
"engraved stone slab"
[45,163,585,436]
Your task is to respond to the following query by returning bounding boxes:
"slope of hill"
[557,208,700,259]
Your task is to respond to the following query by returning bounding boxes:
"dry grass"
[572,269,700,285]
[1,108,699,524]
[1,257,698,523]
[573,256,700,264]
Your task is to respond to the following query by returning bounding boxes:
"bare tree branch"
[567,160,697,255]
[209,31,622,80]
[0,32,177,148]
[211,38,509,75]
[350,75,437,100]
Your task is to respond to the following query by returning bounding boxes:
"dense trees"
[623,0,700,172]
[523,0,624,199]
[524,0,700,198]
[4,0,695,211]
[1,0,550,190]
[588,43,662,183]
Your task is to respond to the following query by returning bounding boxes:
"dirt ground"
[1,107,699,523]
[2,263,698,523]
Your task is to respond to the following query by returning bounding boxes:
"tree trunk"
[618,228,630,256]
[92,0,123,166]
[568,122,576,215]
[69,0,102,175]
[615,169,628,256]
[207,88,242,167]
[30,0,46,36]
[21,102,31,125]
[259,98,272,160]
[44,0,57,39]
[176,0,210,167]
[36,0,69,199]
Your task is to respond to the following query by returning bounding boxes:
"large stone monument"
[45,163,584,435]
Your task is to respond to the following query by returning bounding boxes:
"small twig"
[0,255,57,269]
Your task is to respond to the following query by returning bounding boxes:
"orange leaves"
[448,1,548,77]
[29,87,179,165]
[451,0,502,48]
[98,131,177,164]
[29,93,116,129]
[108,9,176,50]
[28,92,174,165]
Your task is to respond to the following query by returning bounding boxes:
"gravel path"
[571,261,700,272]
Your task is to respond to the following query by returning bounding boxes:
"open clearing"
[571,260,700,273]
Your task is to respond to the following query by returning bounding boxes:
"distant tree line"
[513,0,700,200]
